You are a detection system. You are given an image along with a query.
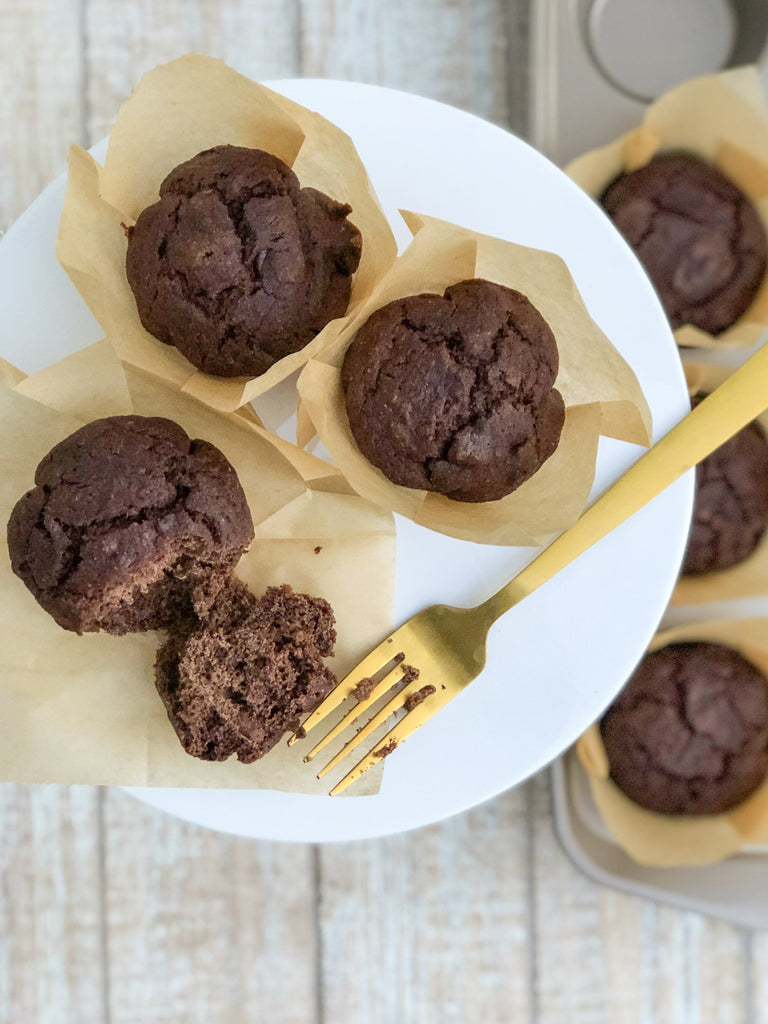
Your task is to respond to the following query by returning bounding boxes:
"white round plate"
[0,80,691,842]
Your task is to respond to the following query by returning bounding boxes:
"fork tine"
[317,678,435,780]
[329,686,454,795]
[304,661,410,762]
[287,642,403,746]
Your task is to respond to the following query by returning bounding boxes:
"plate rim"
[0,76,693,842]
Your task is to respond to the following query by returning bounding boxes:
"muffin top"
[7,415,254,635]
[341,278,565,503]
[601,152,767,335]
[683,394,768,575]
[126,145,362,378]
[155,580,337,763]
[601,641,768,815]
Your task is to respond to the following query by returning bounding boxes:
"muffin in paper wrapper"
[672,361,768,604]
[0,340,396,795]
[577,619,768,867]
[55,55,397,412]
[566,67,768,350]
[297,211,652,546]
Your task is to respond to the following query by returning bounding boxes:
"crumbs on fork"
[403,684,436,712]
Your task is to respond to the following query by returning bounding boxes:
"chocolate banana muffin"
[601,642,768,815]
[155,580,337,762]
[341,279,565,503]
[683,394,768,575]
[601,153,767,335]
[7,415,254,635]
[126,145,362,377]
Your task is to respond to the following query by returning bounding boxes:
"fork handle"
[479,340,768,624]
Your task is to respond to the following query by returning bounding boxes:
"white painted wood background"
[0,2,764,1021]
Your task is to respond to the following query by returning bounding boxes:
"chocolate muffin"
[126,145,362,378]
[683,394,768,575]
[155,580,337,762]
[601,642,768,815]
[7,415,254,635]
[341,279,565,503]
[601,153,768,335]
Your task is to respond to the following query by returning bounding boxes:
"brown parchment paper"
[566,67,768,351]
[672,362,768,604]
[0,340,396,794]
[297,212,652,546]
[56,55,397,413]
[576,619,768,867]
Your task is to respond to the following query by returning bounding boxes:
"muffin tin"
[533,3,768,920]
[552,752,768,928]
[551,364,768,919]
[529,0,768,165]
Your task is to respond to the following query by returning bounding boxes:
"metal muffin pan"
[529,0,768,165]
[551,752,768,929]
[531,0,768,925]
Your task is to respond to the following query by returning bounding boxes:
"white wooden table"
[0,2,765,1021]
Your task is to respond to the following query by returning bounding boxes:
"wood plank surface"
[0,786,105,1024]
[83,0,301,145]
[0,0,85,226]
[0,5,104,1023]
[318,787,533,1024]
[101,789,318,1024]
[529,773,750,1024]
[751,932,766,1024]
[0,2,765,1024]
[299,0,512,128]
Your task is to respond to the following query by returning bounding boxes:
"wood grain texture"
[0,6,103,1022]
[0,0,84,229]
[0,786,105,1024]
[2,3,765,1024]
[751,932,767,1024]
[83,0,300,145]
[317,787,533,1024]
[299,0,511,127]
[101,788,318,1024]
[504,0,531,137]
[529,773,750,1024]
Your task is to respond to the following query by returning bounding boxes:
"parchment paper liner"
[0,340,396,795]
[566,67,768,351]
[55,55,397,413]
[577,619,768,867]
[297,212,652,546]
[672,362,768,604]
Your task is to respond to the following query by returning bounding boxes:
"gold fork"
[291,341,768,795]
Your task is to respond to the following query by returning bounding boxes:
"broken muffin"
[155,580,337,762]
[7,415,254,634]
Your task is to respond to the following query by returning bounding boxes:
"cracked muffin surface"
[601,152,767,335]
[601,642,768,816]
[7,415,254,634]
[155,580,337,763]
[341,278,565,503]
[126,145,362,378]
[683,394,768,575]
